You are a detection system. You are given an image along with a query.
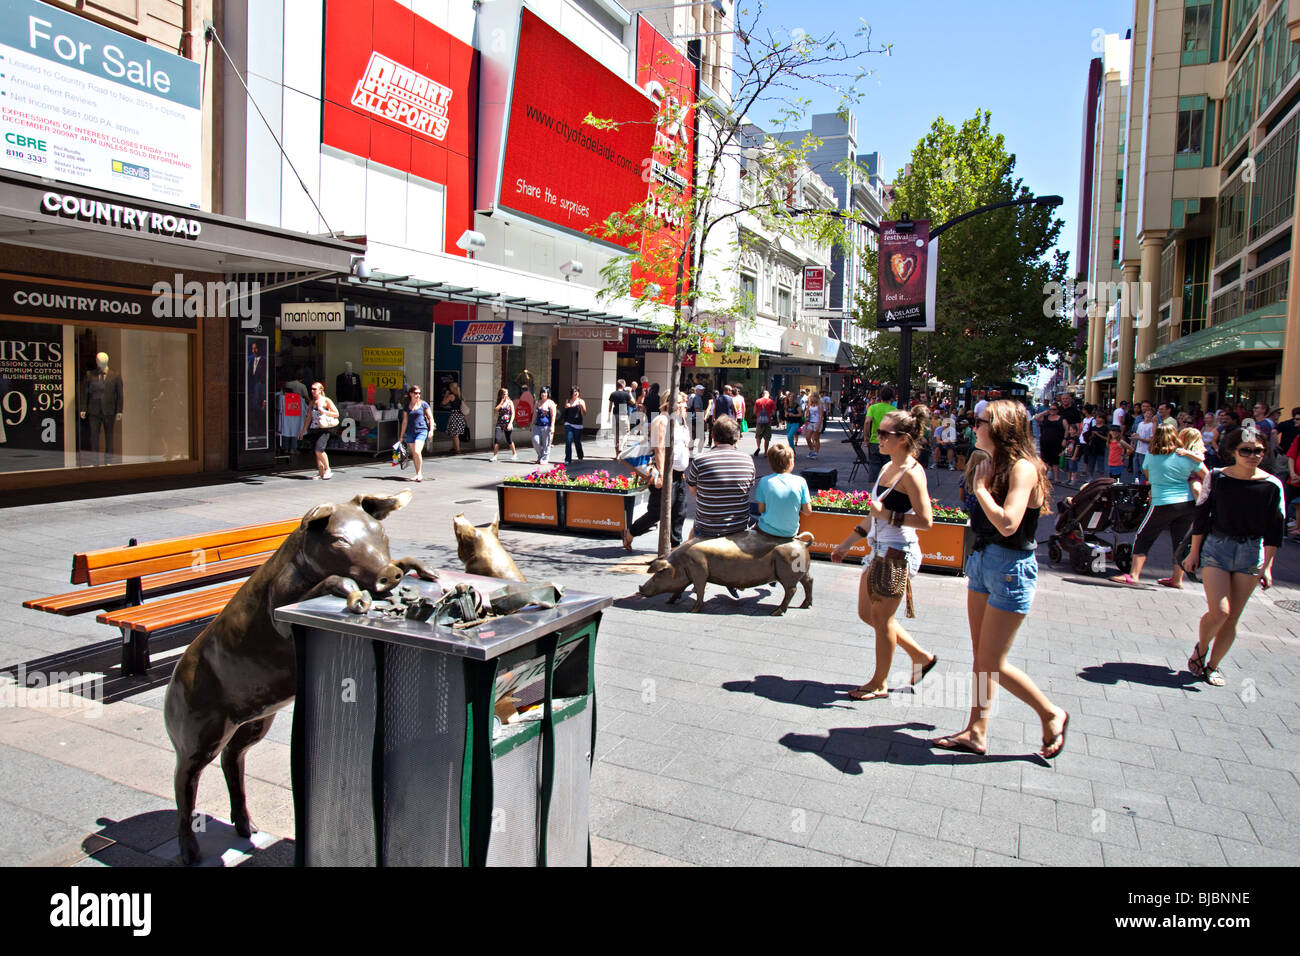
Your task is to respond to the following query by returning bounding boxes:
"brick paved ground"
[2,424,1298,866]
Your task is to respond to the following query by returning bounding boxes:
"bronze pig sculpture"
[638,531,814,615]
[453,513,526,582]
[164,491,438,865]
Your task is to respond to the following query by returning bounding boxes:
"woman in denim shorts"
[1181,426,1285,686]
[931,400,1069,759]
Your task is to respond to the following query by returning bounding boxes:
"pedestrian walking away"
[865,386,897,482]
[832,404,938,701]
[563,386,587,465]
[532,387,557,464]
[398,385,432,482]
[784,390,804,451]
[931,399,1069,759]
[753,389,776,456]
[609,379,631,452]
[1181,425,1285,687]
[490,388,517,461]
[1110,423,1206,587]
[623,392,690,549]
[299,382,340,480]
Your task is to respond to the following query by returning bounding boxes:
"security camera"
[456,230,487,252]
[350,256,371,281]
[560,260,584,279]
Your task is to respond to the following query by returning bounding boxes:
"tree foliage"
[852,111,1073,391]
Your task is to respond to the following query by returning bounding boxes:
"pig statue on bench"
[453,513,526,582]
[638,531,814,615]
[164,491,439,865]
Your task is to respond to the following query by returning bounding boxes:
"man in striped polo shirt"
[686,415,756,539]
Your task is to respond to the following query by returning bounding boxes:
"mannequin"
[336,361,362,403]
[79,351,123,463]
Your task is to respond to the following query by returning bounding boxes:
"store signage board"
[452,320,513,345]
[497,9,657,248]
[362,347,404,367]
[877,220,931,329]
[557,326,623,341]
[802,266,826,310]
[0,275,193,330]
[280,302,345,330]
[0,0,202,207]
[322,0,476,256]
[693,351,758,369]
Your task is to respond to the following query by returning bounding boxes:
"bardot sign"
[280,302,345,330]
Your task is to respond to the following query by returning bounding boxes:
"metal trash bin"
[273,571,611,867]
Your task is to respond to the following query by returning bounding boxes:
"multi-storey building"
[1084,0,1300,415]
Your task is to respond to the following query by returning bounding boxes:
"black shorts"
[306,428,331,452]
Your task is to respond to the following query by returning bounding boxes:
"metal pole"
[899,327,912,408]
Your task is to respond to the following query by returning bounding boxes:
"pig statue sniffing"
[638,531,813,615]
[454,513,526,582]
[164,491,439,865]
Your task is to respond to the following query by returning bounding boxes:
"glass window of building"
[777,287,793,323]
[739,273,757,317]
[1181,0,1214,66]
[1176,100,1205,157]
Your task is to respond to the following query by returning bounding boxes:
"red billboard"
[322,0,477,256]
[498,9,657,246]
[633,15,695,304]
[877,220,931,328]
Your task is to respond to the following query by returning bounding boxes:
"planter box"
[498,484,646,536]
[800,508,970,574]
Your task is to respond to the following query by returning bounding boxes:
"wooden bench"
[24,519,297,675]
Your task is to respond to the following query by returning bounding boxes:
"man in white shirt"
[1112,401,1128,429]
[1133,408,1156,484]
[973,392,989,420]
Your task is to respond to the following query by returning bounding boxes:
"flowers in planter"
[810,489,872,513]
[930,497,969,523]
[505,464,645,491]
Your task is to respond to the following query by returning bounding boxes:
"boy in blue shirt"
[754,443,812,538]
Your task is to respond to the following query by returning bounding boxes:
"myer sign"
[280,302,345,330]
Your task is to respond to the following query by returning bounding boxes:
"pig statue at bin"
[638,531,814,615]
[164,491,439,865]
[453,513,526,582]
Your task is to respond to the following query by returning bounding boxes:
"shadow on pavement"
[722,674,859,710]
[81,811,293,867]
[781,723,1046,773]
[2,634,191,705]
[612,588,778,614]
[1078,661,1202,689]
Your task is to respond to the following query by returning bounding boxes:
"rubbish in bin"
[637,530,814,615]
[488,582,565,614]
[163,490,440,865]
[454,513,527,581]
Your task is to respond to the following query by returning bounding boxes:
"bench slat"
[72,519,299,584]
[97,580,246,633]
[83,535,290,586]
[25,553,267,616]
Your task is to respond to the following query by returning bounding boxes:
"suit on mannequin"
[79,351,123,462]
[336,361,362,403]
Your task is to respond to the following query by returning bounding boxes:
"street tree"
[586,8,891,556]
[852,110,1073,396]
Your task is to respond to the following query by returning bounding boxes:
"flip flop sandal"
[1109,574,1140,586]
[911,655,939,687]
[847,686,889,701]
[930,736,986,756]
[1157,577,1182,589]
[1041,712,1070,760]
[1205,667,1226,687]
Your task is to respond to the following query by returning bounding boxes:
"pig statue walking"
[164,491,439,865]
[638,531,814,615]
[453,513,527,582]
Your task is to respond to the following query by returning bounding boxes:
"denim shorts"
[1200,533,1264,576]
[965,544,1038,615]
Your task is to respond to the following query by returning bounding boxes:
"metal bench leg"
[121,627,150,676]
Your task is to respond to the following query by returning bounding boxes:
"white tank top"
[868,461,919,552]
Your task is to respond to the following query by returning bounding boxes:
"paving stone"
[599,738,680,775]
[1133,818,1227,865]
[862,792,943,838]
[1216,837,1300,867]
[886,831,975,866]
[1088,782,1172,824]
[1117,765,1201,802]
[1020,766,1094,806]
[806,814,895,866]
[1164,796,1257,843]
[1100,844,1183,866]
[1016,824,1104,866]
[733,797,823,847]
[907,773,983,813]
[1085,735,1156,768]
[1194,778,1281,817]
[973,849,1040,866]
[753,840,856,866]
[1217,759,1300,796]
[609,844,694,867]
[938,807,1019,857]
[1054,801,1139,848]
[979,787,1057,830]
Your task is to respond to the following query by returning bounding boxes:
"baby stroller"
[1047,477,1150,575]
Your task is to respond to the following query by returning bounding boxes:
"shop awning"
[0,170,358,276]
[1135,309,1285,374]
[339,270,665,331]
[1090,363,1117,383]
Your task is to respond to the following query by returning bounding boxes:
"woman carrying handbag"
[299,381,340,480]
[831,405,938,701]
[398,386,433,482]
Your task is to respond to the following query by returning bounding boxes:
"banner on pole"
[802,265,826,310]
[877,220,930,329]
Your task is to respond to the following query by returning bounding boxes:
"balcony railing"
[1216,173,1250,264]
[1257,0,1299,114]
[1248,111,1298,241]
[1211,285,1242,326]
[1243,258,1289,312]
[1228,0,1261,54]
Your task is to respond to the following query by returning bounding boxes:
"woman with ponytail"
[831,404,939,700]
[931,399,1069,758]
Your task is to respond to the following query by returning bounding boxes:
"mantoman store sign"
[322,0,476,256]
[498,9,656,245]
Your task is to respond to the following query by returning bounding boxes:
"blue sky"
[754,0,1135,272]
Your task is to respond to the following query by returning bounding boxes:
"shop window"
[0,320,191,475]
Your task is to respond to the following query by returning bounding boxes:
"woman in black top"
[563,386,586,465]
[1181,425,1285,687]
[1034,404,1066,483]
[931,400,1069,759]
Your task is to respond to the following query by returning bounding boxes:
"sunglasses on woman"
[1236,446,1265,456]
